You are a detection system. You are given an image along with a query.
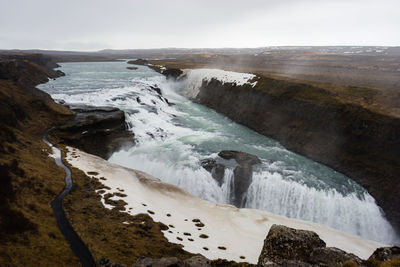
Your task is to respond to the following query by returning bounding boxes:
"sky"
[0,0,399,51]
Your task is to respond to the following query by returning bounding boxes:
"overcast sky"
[0,0,399,51]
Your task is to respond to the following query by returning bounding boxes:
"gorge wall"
[163,69,400,235]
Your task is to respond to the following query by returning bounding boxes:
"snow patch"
[66,147,384,264]
[180,69,257,99]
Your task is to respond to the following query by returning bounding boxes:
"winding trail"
[43,128,95,267]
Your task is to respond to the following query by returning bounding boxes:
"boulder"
[368,246,400,261]
[56,105,135,159]
[309,247,362,267]
[257,224,326,266]
[258,225,367,267]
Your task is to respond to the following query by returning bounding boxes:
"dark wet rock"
[164,98,174,106]
[55,105,134,159]
[200,159,225,186]
[162,68,183,80]
[201,159,217,172]
[232,165,252,206]
[212,164,226,186]
[219,150,261,207]
[218,150,261,166]
[126,66,138,70]
[309,247,362,267]
[149,86,162,96]
[258,224,326,266]
[368,246,400,261]
[127,59,149,65]
[126,109,140,115]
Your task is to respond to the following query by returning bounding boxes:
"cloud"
[0,0,399,50]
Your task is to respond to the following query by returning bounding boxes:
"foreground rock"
[257,225,362,267]
[201,150,261,207]
[55,105,134,159]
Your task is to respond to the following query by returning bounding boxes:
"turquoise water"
[39,61,397,244]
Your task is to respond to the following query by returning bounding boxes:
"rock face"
[201,150,261,207]
[200,158,226,186]
[189,74,400,233]
[162,68,183,80]
[55,105,134,159]
[218,150,261,207]
[257,224,362,267]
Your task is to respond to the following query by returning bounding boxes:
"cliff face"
[187,76,400,233]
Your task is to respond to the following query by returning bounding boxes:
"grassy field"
[145,51,400,118]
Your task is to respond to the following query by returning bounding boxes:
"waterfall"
[246,171,397,244]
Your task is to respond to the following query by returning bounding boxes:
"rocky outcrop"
[257,225,362,267]
[201,150,261,207]
[201,158,226,185]
[178,72,400,234]
[55,105,134,159]
[162,68,183,80]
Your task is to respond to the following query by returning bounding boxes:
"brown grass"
[148,54,400,119]
[0,80,78,266]
[62,157,193,265]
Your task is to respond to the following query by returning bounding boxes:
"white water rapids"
[39,61,399,244]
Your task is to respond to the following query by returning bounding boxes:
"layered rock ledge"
[55,105,134,159]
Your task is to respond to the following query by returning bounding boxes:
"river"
[39,61,398,244]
